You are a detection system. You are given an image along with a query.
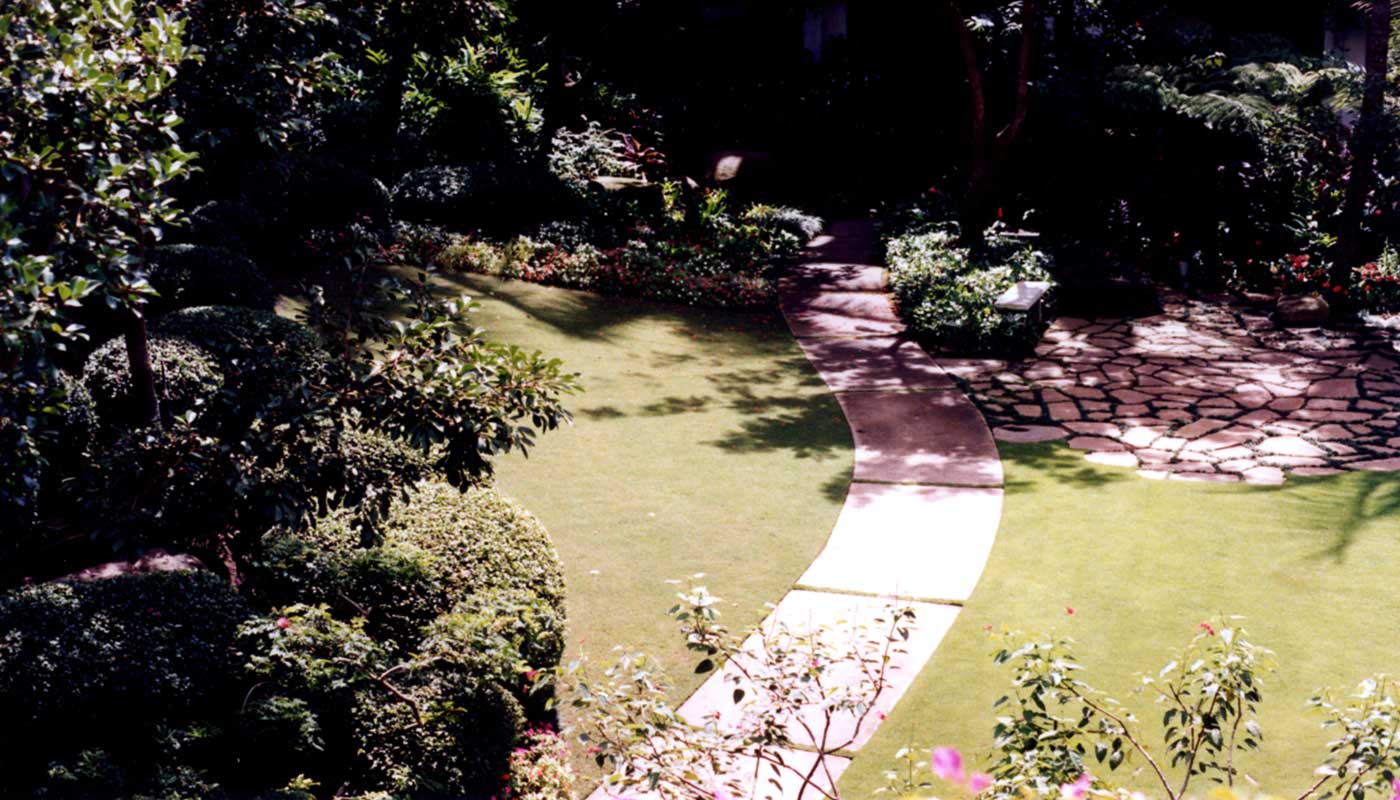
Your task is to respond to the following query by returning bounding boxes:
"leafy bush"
[238,602,534,797]
[549,121,641,192]
[384,482,565,619]
[152,305,330,408]
[0,570,252,796]
[1356,243,1400,312]
[507,729,578,800]
[82,336,224,429]
[742,204,824,244]
[392,163,507,224]
[887,229,1056,356]
[257,482,565,673]
[147,243,276,313]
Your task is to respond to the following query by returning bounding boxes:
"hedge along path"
[590,220,1005,800]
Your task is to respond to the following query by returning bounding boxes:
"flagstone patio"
[945,294,1400,483]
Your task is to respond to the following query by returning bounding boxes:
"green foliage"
[507,729,578,800]
[238,601,532,797]
[391,163,512,224]
[147,244,276,314]
[741,204,824,244]
[152,305,331,411]
[549,121,642,192]
[887,229,1055,356]
[0,571,252,796]
[1,0,195,518]
[1356,243,1400,311]
[83,336,224,430]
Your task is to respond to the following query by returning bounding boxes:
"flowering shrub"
[432,193,817,310]
[881,619,1400,800]
[887,229,1056,355]
[558,582,915,800]
[1355,244,1400,312]
[549,121,642,193]
[506,729,578,800]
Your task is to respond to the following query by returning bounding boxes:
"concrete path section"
[589,219,1005,800]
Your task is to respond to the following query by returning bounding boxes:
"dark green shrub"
[181,198,266,255]
[151,305,330,404]
[0,570,252,795]
[147,243,276,314]
[392,163,514,224]
[82,335,224,429]
[887,229,1057,356]
[349,679,524,798]
[287,155,393,231]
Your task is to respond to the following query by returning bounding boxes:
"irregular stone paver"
[838,390,1003,486]
[598,221,1004,800]
[945,290,1400,483]
[798,483,1002,601]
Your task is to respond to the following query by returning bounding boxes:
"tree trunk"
[947,0,1037,247]
[1336,0,1391,281]
[123,311,161,429]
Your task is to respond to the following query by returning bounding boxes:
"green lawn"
[434,273,852,754]
[840,442,1400,796]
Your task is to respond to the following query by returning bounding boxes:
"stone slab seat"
[836,390,1004,486]
[780,290,905,338]
[677,591,959,753]
[797,483,1003,602]
[793,336,956,392]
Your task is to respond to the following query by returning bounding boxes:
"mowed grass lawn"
[841,441,1400,796]
[432,273,852,737]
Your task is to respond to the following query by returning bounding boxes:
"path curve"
[589,220,1005,799]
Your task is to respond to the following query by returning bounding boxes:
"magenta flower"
[931,746,965,783]
[968,773,993,794]
[275,616,292,630]
[1390,777,1400,800]
[1060,774,1092,800]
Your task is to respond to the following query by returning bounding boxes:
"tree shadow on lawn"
[998,442,1132,491]
[1232,470,1400,563]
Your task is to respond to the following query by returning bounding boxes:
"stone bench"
[994,280,1051,323]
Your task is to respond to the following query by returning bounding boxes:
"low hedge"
[887,229,1056,356]
[0,570,252,795]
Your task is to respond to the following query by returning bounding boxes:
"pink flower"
[1066,606,1075,615]
[931,746,965,783]
[1390,777,1400,800]
[275,617,291,630]
[968,773,993,794]
[1060,774,1092,800]
[1199,622,1216,636]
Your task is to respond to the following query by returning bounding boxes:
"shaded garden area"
[7,0,1400,798]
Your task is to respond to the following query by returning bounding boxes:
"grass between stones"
[840,441,1400,796]
[436,273,853,776]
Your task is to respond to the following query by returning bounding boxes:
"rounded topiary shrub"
[82,335,224,429]
[147,244,276,314]
[152,305,330,403]
[0,570,253,794]
[384,482,565,621]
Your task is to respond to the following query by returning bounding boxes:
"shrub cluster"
[887,229,1056,356]
[146,243,276,314]
[432,188,821,310]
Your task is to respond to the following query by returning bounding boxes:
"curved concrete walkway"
[591,220,1005,799]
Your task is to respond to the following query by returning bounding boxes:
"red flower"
[1199,622,1216,636]
[1066,607,1075,615]
[276,616,292,630]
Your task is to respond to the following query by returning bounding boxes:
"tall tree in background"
[1336,0,1393,281]
[946,0,1039,244]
